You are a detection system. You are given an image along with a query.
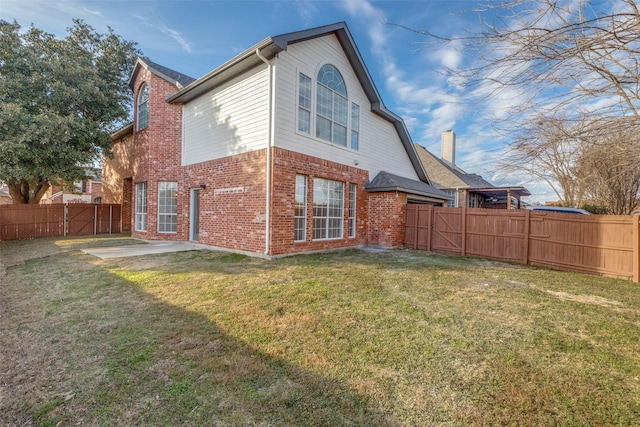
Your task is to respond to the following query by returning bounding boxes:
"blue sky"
[2,0,555,202]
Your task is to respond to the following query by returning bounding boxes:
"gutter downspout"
[256,48,274,255]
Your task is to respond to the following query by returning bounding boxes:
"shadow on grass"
[0,247,398,426]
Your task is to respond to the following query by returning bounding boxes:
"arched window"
[136,83,149,130]
[316,64,348,146]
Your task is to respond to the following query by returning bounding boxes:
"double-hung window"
[135,182,147,232]
[294,175,307,241]
[348,183,356,238]
[158,181,178,233]
[136,83,149,131]
[297,64,360,150]
[313,178,344,240]
[298,74,312,134]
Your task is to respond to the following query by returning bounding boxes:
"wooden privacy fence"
[405,205,640,282]
[0,204,121,241]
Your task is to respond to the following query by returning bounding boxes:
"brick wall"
[121,178,132,232]
[103,133,134,204]
[103,67,414,254]
[367,191,408,247]
[183,150,268,252]
[270,147,369,256]
[129,68,183,241]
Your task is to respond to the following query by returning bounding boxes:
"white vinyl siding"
[182,66,269,166]
[273,34,420,182]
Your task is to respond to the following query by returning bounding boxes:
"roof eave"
[365,185,453,200]
[110,123,134,141]
[167,37,280,104]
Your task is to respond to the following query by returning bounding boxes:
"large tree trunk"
[8,179,50,204]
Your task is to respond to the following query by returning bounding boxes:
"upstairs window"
[316,64,348,146]
[298,74,312,134]
[297,64,360,151]
[136,83,149,131]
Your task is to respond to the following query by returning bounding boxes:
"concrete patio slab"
[82,241,204,259]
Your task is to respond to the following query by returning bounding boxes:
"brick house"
[103,22,450,257]
[415,130,530,210]
[45,170,103,204]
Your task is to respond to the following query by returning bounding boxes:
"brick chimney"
[441,129,456,166]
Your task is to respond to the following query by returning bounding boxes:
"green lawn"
[1,235,639,426]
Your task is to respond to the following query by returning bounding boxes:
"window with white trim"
[350,103,360,150]
[158,181,178,233]
[348,183,356,238]
[298,73,312,134]
[296,65,360,150]
[135,182,147,232]
[294,175,307,242]
[443,189,458,208]
[136,83,149,131]
[313,178,344,240]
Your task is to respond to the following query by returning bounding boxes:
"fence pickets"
[405,205,639,282]
[0,204,121,241]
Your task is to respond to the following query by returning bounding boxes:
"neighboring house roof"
[415,144,494,190]
[129,57,196,90]
[166,21,429,184]
[366,171,452,201]
[414,144,530,198]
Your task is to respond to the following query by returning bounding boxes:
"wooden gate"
[0,204,121,241]
[67,205,95,235]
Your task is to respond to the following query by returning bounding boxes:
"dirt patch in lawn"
[545,290,624,307]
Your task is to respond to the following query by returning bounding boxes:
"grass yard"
[1,235,639,426]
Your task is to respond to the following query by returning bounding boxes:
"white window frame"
[294,175,307,242]
[297,73,312,134]
[135,182,147,232]
[348,183,356,238]
[296,65,360,151]
[158,181,178,233]
[136,83,149,131]
[313,178,344,240]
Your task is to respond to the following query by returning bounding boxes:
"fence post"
[427,205,433,252]
[413,205,418,249]
[634,215,640,282]
[63,204,68,237]
[523,209,531,265]
[94,204,98,235]
[461,207,467,256]
[109,205,113,234]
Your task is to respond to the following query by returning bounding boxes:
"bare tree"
[578,131,640,214]
[502,114,586,207]
[399,0,640,206]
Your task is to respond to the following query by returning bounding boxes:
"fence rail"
[0,204,121,241]
[405,205,639,282]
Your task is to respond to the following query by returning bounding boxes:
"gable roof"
[366,171,452,201]
[415,144,494,189]
[129,57,196,90]
[166,22,429,183]
[414,144,530,198]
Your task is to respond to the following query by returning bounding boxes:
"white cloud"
[159,24,192,53]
